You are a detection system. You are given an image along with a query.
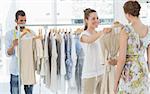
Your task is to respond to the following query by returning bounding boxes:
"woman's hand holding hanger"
[102,28,112,34]
[108,58,117,66]
[97,28,112,39]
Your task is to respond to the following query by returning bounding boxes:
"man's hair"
[15,10,26,20]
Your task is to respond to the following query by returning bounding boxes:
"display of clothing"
[100,65,115,94]
[118,25,149,94]
[56,33,62,75]
[59,33,66,91]
[50,33,58,91]
[43,32,51,88]
[75,34,84,93]
[7,25,149,94]
[11,28,85,93]
[64,33,73,80]
[20,38,36,85]
[60,33,66,76]
[35,39,44,74]
[70,34,77,87]
[100,23,122,94]
[36,30,85,93]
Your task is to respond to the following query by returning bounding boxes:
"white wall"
[114,0,128,24]
[114,0,150,25]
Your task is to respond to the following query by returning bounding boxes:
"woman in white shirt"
[80,8,111,94]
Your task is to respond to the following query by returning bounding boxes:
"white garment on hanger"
[41,32,50,88]
[35,39,44,74]
[60,33,66,91]
[60,33,66,75]
[70,34,77,87]
[50,34,58,92]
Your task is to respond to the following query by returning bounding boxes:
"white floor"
[0,73,78,94]
[0,62,78,94]
[0,65,78,94]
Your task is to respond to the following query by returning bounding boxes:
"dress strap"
[143,26,150,48]
[124,25,132,33]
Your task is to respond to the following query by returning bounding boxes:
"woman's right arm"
[81,28,111,43]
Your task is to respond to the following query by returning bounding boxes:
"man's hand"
[7,39,18,56]
[12,39,18,47]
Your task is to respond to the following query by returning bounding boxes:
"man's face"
[15,15,26,30]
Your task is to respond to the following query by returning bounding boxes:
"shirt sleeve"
[5,31,14,57]
[79,31,89,41]
[124,25,131,33]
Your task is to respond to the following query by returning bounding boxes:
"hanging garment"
[50,34,58,91]
[20,38,36,85]
[75,34,84,93]
[41,32,50,88]
[60,33,66,91]
[65,33,73,80]
[70,34,77,87]
[56,33,62,75]
[48,32,52,76]
[100,64,115,94]
[100,25,121,94]
[118,25,149,94]
[35,39,44,74]
[60,33,66,75]
[55,33,62,90]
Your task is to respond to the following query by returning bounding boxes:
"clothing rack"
[19,23,83,27]
[17,24,83,94]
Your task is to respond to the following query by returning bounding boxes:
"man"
[5,10,33,94]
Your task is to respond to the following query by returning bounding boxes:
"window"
[140,1,150,25]
[15,0,53,24]
[57,0,114,24]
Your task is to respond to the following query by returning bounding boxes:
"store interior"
[0,0,150,94]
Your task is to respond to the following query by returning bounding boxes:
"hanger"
[112,21,123,34]
[33,29,43,40]
[74,28,83,35]
[112,21,123,28]
[61,28,65,34]
[65,28,67,34]
[69,28,72,34]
